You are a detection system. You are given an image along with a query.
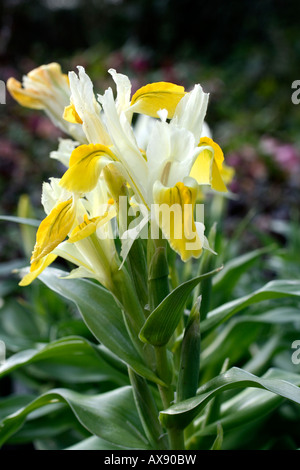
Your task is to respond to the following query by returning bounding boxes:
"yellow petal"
[27,62,67,84]
[190,137,227,192]
[31,198,75,265]
[67,214,98,243]
[19,253,57,287]
[68,206,116,244]
[7,77,44,109]
[63,102,83,124]
[199,137,224,167]
[102,163,128,201]
[220,162,235,185]
[190,148,211,185]
[7,63,69,110]
[211,159,228,192]
[60,144,117,193]
[130,82,186,119]
[153,181,203,261]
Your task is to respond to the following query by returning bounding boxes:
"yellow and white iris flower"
[58,68,230,262]
[19,171,118,289]
[7,63,86,143]
[9,64,233,286]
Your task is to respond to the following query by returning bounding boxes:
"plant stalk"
[154,345,185,450]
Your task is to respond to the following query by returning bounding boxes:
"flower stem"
[154,346,185,450]
[111,266,155,368]
[147,234,185,449]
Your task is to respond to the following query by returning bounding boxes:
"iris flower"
[8,64,232,285]
[19,173,117,289]
[7,63,85,143]
[59,68,230,261]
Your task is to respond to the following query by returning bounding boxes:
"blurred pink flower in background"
[27,115,63,141]
[260,135,300,176]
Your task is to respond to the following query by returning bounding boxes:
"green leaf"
[0,215,40,227]
[202,279,300,333]
[66,435,129,450]
[38,268,163,385]
[176,297,201,402]
[211,423,223,450]
[0,298,42,350]
[187,369,300,449]
[0,336,127,385]
[160,366,300,429]
[139,266,223,346]
[193,223,217,319]
[128,368,168,450]
[0,259,27,276]
[126,238,148,309]
[148,245,170,311]
[212,246,274,300]
[8,402,84,445]
[0,387,151,449]
[201,307,300,371]
[0,395,35,422]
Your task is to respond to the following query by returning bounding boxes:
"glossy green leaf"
[160,366,300,429]
[128,368,168,450]
[0,298,42,350]
[176,297,201,402]
[139,266,223,346]
[193,223,217,319]
[210,423,223,450]
[8,403,84,445]
[0,387,151,449]
[187,369,300,449]
[38,268,163,385]
[148,245,170,311]
[0,336,127,385]
[66,435,128,450]
[0,395,35,422]
[202,280,300,333]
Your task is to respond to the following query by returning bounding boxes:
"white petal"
[50,138,79,167]
[201,121,212,139]
[172,84,209,143]
[41,178,71,215]
[133,114,156,150]
[53,240,92,270]
[68,66,111,145]
[146,120,170,183]
[108,68,132,113]
[59,266,97,280]
[99,87,149,203]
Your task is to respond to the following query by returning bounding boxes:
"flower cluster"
[8,63,232,289]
